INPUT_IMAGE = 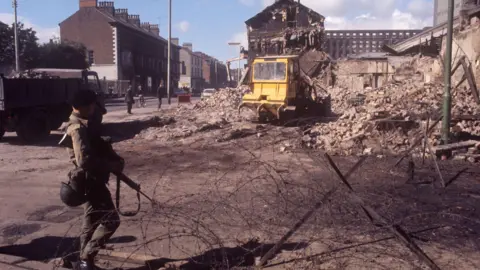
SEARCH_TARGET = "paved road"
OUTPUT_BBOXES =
[105,96,201,112]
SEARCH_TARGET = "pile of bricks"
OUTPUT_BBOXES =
[302,76,480,160]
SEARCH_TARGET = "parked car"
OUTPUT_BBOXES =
[201,88,216,100]
[173,88,187,97]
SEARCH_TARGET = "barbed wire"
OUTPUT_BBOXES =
[47,117,480,270]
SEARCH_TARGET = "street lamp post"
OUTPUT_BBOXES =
[442,0,454,144]
[228,42,241,87]
[167,0,172,105]
[12,0,20,72]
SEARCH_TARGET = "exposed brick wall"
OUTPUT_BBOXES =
[60,8,114,65]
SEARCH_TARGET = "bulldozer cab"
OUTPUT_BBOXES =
[240,56,301,121]
[249,55,298,101]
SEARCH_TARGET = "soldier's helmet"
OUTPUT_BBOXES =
[71,90,97,109]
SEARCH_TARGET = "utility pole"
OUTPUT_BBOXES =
[442,0,454,144]
[167,0,172,105]
[12,0,20,72]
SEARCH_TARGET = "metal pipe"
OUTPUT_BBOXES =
[167,0,172,105]
[13,0,20,72]
[442,0,454,144]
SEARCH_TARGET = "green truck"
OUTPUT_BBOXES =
[0,69,106,143]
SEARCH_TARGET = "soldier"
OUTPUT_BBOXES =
[62,90,123,270]
[125,84,134,114]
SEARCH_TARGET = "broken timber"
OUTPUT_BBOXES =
[459,58,480,104]
[432,140,479,155]
[325,153,441,270]
[394,115,442,167]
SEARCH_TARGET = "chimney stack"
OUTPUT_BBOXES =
[149,24,160,36]
[98,1,114,15]
[141,22,151,31]
[115,9,129,21]
[182,42,193,51]
[128,15,141,27]
[79,0,97,8]
[171,38,179,46]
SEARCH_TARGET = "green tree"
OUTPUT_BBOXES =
[0,21,39,70]
[37,40,89,69]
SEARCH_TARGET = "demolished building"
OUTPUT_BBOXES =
[245,0,325,62]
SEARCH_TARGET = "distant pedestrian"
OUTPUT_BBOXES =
[125,84,134,114]
[157,81,165,111]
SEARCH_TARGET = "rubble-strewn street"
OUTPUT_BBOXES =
[1,103,480,270]
[3,0,480,269]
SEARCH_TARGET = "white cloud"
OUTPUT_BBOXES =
[176,21,190,33]
[325,9,432,30]
[407,0,434,18]
[239,0,256,6]
[0,13,59,43]
[258,0,433,30]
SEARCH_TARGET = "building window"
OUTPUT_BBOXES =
[181,61,186,75]
[88,50,94,65]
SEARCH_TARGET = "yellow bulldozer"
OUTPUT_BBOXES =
[238,55,331,123]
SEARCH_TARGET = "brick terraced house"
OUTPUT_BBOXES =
[60,0,181,93]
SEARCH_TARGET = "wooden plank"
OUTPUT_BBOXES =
[460,59,480,104]
[433,140,479,154]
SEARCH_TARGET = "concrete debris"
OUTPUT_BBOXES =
[302,73,480,160]
[136,87,250,143]
[193,88,245,122]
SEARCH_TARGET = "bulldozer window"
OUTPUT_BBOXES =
[253,62,286,81]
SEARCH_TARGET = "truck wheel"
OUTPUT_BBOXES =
[0,129,4,141]
[16,113,50,143]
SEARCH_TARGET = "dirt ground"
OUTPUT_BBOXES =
[1,107,480,270]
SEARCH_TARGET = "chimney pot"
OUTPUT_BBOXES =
[98,1,115,14]
[128,14,141,27]
[114,8,129,20]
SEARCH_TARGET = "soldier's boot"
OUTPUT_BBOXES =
[76,258,99,270]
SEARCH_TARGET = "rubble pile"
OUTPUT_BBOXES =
[193,88,245,122]
[303,77,480,156]
[136,88,247,141]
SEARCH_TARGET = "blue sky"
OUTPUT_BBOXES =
[0,0,434,62]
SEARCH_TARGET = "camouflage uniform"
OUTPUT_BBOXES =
[65,112,120,262]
